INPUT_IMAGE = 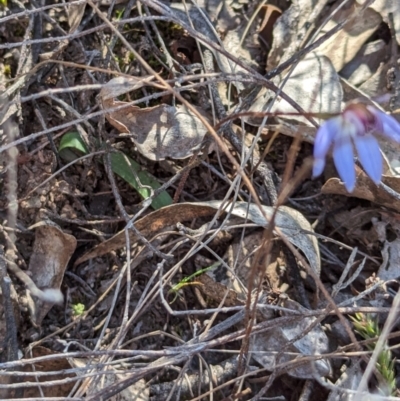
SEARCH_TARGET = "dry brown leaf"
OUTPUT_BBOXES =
[369,0,400,45]
[266,0,330,70]
[170,36,199,66]
[21,346,76,398]
[258,5,282,50]
[75,201,320,278]
[248,52,342,127]
[251,298,330,379]
[321,169,400,212]
[378,239,400,281]
[340,39,388,86]
[315,3,382,71]
[170,5,251,86]
[100,76,209,161]
[27,224,77,326]
[197,233,285,306]
[196,273,242,307]
[67,0,86,33]
[359,62,391,104]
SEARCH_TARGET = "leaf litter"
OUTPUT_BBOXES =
[0,0,400,400]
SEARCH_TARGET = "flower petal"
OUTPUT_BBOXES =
[312,158,326,178]
[354,135,382,185]
[333,139,356,192]
[368,108,400,142]
[313,117,341,178]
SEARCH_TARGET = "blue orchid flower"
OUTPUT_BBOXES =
[312,104,400,192]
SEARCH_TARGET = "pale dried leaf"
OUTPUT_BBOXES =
[377,239,400,281]
[67,0,86,33]
[340,39,388,86]
[170,5,248,83]
[101,76,155,100]
[359,62,391,103]
[378,132,400,176]
[251,298,330,379]
[226,201,321,276]
[248,52,342,126]
[100,76,209,160]
[267,0,330,70]
[27,224,77,326]
[315,4,382,71]
[369,0,400,45]
[203,0,239,32]
[326,362,363,401]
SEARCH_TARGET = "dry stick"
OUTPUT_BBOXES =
[201,53,277,380]
[172,148,201,203]
[0,255,18,361]
[73,154,153,396]
[138,1,176,72]
[276,143,313,309]
[0,15,173,51]
[8,315,398,371]
[1,114,62,303]
[202,48,278,204]
[103,151,171,260]
[33,105,64,168]
[0,248,23,399]
[65,1,366,396]
[87,6,357,398]
[199,49,275,390]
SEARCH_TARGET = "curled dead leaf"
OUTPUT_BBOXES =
[100,76,209,161]
[247,52,342,127]
[315,4,382,71]
[75,201,320,278]
[27,223,77,326]
[321,170,400,213]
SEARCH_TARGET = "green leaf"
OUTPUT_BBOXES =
[58,131,89,162]
[59,132,172,209]
[109,152,172,210]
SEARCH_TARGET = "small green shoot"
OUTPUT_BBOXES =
[169,262,221,304]
[351,313,397,396]
[115,8,125,20]
[58,132,172,210]
[72,302,85,316]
